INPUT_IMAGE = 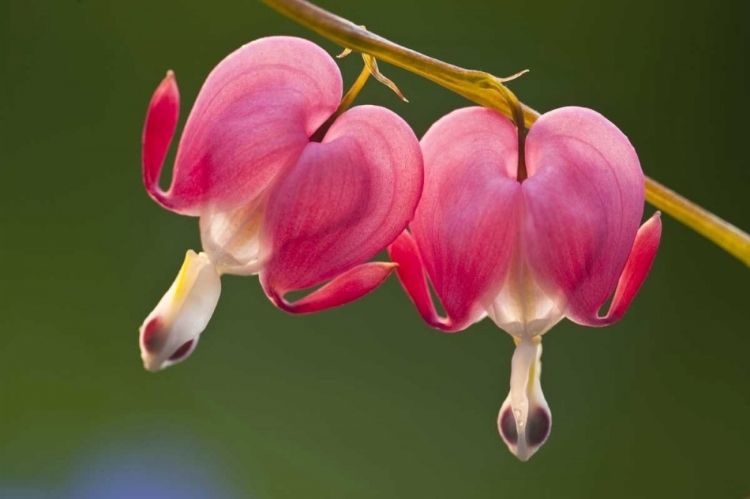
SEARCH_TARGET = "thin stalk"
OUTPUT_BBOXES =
[337,63,372,116]
[310,63,370,142]
[262,0,750,267]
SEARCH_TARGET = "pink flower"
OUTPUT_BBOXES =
[139,37,423,372]
[388,106,661,460]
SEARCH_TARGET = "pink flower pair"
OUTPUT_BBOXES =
[139,36,661,460]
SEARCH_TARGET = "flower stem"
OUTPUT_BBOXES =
[311,50,407,142]
[338,63,372,116]
[310,63,370,142]
[262,0,750,267]
[645,178,750,266]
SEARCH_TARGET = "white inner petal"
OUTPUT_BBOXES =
[200,201,266,275]
[140,250,221,372]
[498,337,552,461]
[485,251,565,339]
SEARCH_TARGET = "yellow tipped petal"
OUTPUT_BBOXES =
[139,250,221,372]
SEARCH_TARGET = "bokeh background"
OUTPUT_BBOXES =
[1,0,748,497]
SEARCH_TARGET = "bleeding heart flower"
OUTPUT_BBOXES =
[139,36,423,372]
[388,106,661,460]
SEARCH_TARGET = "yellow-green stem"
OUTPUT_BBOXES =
[262,0,750,267]
[310,63,370,142]
[338,63,371,117]
[645,178,750,266]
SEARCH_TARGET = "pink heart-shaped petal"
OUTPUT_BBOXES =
[522,107,647,320]
[410,107,522,330]
[260,105,423,297]
[143,36,343,215]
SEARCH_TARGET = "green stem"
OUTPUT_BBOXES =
[262,0,750,267]
[311,63,370,142]
[645,178,750,266]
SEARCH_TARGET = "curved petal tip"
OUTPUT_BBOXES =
[569,211,662,326]
[263,262,396,314]
[142,71,180,211]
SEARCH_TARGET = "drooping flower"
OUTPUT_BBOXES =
[388,106,661,460]
[140,36,423,372]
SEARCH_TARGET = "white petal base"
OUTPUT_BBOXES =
[200,203,265,276]
[485,252,564,338]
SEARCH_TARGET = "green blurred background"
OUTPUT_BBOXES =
[1,0,748,497]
